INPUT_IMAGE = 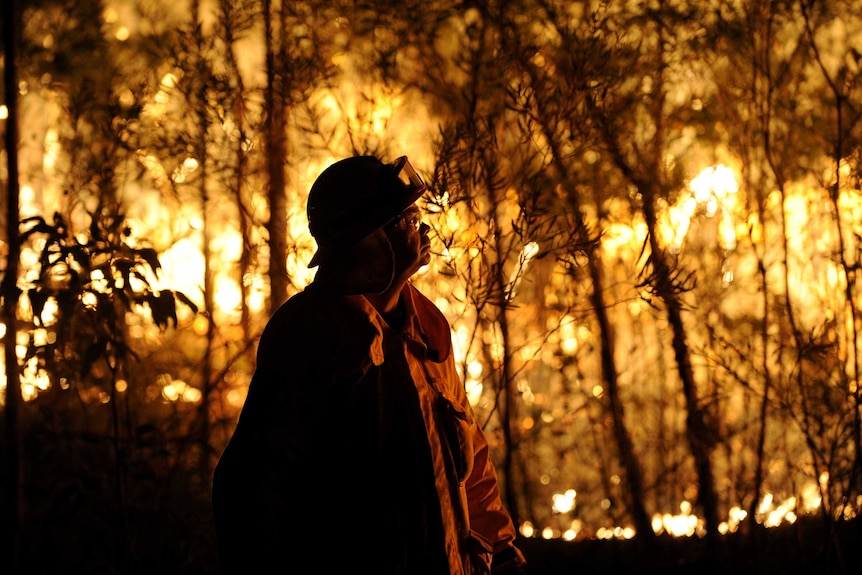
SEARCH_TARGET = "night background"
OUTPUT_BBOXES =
[1,0,861,573]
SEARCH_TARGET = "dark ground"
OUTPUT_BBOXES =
[517,517,861,575]
[2,515,860,574]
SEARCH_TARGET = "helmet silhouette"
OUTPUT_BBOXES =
[307,155,426,267]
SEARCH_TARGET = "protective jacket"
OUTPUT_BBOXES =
[212,281,525,574]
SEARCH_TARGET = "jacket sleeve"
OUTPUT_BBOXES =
[466,423,528,553]
[408,283,527,570]
[463,408,527,569]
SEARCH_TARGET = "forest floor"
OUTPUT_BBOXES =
[516,516,861,575]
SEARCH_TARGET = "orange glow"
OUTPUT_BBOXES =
[552,489,577,513]
[7,0,862,546]
[159,374,202,404]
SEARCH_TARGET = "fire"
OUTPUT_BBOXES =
[524,487,823,541]
[656,163,741,253]
[158,374,202,403]
[158,238,205,308]
[552,489,577,513]
[652,501,702,538]
[5,2,861,548]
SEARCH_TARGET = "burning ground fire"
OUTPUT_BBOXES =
[519,479,830,541]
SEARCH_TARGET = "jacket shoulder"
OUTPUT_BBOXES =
[406,284,453,361]
[257,291,321,351]
[256,286,377,372]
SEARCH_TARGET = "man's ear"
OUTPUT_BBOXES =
[314,229,395,295]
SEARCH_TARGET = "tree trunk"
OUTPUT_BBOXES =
[2,0,22,568]
[584,8,722,537]
[640,187,720,541]
[589,247,654,540]
[803,0,862,500]
[191,0,215,484]
[265,0,288,312]
[542,117,655,541]
[221,0,252,341]
[487,154,522,528]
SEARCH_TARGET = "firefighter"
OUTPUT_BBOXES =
[212,155,526,574]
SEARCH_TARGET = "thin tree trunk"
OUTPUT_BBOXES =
[584,5,722,538]
[507,0,653,538]
[642,182,720,541]
[535,108,654,541]
[221,0,252,341]
[589,100,721,542]
[748,1,777,537]
[191,0,215,484]
[485,149,522,527]
[2,0,22,568]
[589,245,654,539]
[750,230,771,533]
[652,4,719,543]
[265,0,288,311]
[108,326,132,570]
[802,0,862,503]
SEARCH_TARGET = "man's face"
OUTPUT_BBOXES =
[385,204,431,279]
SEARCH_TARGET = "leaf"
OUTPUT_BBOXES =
[172,290,199,315]
[150,292,178,329]
[136,248,162,278]
[130,269,153,292]
[28,289,50,325]
[19,217,53,242]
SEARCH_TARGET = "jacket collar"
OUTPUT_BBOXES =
[351,283,452,366]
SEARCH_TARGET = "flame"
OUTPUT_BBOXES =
[552,489,577,513]
[719,506,749,535]
[651,501,702,537]
[159,238,205,307]
[158,373,202,403]
[655,164,741,253]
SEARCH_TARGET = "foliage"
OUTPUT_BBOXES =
[19,208,197,388]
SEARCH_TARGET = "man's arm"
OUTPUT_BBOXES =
[463,419,528,573]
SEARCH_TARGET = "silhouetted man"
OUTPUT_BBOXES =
[212,155,526,574]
